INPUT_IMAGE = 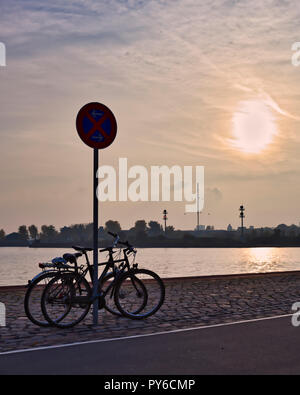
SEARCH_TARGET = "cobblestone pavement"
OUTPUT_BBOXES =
[0,271,299,353]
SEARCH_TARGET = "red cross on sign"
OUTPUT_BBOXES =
[76,102,117,149]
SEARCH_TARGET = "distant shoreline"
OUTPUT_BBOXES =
[1,241,300,248]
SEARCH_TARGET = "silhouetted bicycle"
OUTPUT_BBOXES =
[24,242,122,327]
[41,232,165,328]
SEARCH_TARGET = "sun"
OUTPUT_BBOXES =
[229,99,278,154]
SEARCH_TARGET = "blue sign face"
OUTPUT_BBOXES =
[82,109,112,143]
[76,102,117,149]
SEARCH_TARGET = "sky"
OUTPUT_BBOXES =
[1,0,300,233]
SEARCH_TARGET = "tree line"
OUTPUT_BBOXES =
[0,220,173,243]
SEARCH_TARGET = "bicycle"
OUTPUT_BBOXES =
[25,240,131,327]
[24,245,119,327]
[41,232,165,328]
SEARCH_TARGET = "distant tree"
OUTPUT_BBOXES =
[104,220,122,234]
[59,226,73,241]
[134,220,147,233]
[288,224,299,238]
[148,221,162,235]
[133,220,148,241]
[0,229,5,239]
[28,225,38,240]
[18,225,29,240]
[70,224,86,242]
[276,224,288,237]
[59,223,93,242]
[41,225,58,240]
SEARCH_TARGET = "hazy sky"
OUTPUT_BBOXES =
[1,0,300,233]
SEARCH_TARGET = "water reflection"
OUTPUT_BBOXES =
[245,247,282,273]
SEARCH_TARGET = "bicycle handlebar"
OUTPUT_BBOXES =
[105,232,136,252]
[108,231,129,245]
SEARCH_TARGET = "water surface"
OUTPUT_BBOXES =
[0,246,300,286]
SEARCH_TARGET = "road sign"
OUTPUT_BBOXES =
[76,102,117,326]
[76,102,117,149]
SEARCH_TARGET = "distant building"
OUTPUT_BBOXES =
[227,224,233,232]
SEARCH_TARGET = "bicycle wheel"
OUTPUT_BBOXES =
[114,268,165,319]
[24,271,57,327]
[100,271,148,317]
[41,272,91,328]
[99,272,122,317]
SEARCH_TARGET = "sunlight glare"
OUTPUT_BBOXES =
[229,100,278,154]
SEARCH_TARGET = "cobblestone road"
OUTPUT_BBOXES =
[0,271,299,353]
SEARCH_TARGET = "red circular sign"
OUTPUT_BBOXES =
[76,102,117,149]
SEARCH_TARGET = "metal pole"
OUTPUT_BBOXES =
[241,216,244,237]
[93,148,99,325]
[197,183,199,231]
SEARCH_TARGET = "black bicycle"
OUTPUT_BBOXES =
[41,232,165,328]
[24,243,119,327]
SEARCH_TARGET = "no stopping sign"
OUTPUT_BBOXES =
[76,102,117,149]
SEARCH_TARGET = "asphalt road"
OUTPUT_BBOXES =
[0,315,299,375]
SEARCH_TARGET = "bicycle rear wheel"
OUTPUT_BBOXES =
[41,272,91,328]
[24,271,57,327]
[114,269,165,319]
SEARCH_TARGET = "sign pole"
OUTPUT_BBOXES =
[76,102,117,326]
[93,148,99,325]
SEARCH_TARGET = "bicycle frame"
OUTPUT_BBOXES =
[94,247,135,302]
[70,247,136,303]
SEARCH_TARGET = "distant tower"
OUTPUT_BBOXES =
[163,209,168,233]
[239,205,245,236]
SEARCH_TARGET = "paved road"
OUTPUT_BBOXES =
[1,271,298,354]
[0,315,299,375]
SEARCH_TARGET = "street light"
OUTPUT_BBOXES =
[163,209,168,233]
[239,205,245,237]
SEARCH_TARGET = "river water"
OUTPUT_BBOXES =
[1,246,300,286]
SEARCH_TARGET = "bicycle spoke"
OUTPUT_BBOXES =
[41,273,91,328]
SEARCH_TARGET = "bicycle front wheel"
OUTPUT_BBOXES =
[100,271,148,317]
[41,272,92,328]
[114,269,165,319]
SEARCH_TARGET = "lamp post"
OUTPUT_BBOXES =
[163,209,168,233]
[239,205,245,237]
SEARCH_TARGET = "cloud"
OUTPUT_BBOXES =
[1,0,300,230]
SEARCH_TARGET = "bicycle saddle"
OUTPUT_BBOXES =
[72,246,93,252]
[62,252,82,264]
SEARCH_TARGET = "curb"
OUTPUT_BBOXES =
[1,269,300,291]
